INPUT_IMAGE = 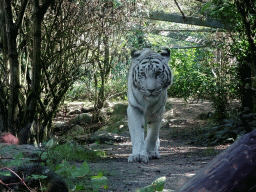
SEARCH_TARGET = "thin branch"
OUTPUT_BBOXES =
[40,0,54,19]
[2,167,36,192]
[173,0,186,20]
[14,0,29,31]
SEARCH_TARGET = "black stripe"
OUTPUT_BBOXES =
[131,86,141,105]
[130,104,144,115]
[155,98,165,115]
[138,57,163,64]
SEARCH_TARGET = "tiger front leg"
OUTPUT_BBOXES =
[145,120,161,159]
[127,105,149,163]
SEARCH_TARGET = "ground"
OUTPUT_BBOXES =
[0,98,232,191]
[77,98,230,191]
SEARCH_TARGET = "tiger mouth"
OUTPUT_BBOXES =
[144,92,160,97]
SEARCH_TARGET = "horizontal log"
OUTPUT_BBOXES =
[141,11,230,29]
[177,130,256,191]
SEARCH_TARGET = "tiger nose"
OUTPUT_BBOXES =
[147,88,156,93]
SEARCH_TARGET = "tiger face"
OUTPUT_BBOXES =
[131,48,172,97]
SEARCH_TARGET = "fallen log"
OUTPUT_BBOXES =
[177,130,256,192]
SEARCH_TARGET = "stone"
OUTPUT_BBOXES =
[0,144,42,163]
[88,131,123,144]
[71,113,92,124]
[161,119,169,128]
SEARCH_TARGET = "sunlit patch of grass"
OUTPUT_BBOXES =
[46,142,106,162]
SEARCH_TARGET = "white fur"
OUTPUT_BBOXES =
[127,49,172,163]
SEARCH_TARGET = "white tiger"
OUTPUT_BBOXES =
[127,48,173,163]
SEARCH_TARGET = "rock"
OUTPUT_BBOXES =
[0,164,68,192]
[0,144,42,164]
[67,125,85,137]
[71,113,92,124]
[195,112,213,120]
[74,135,89,142]
[103,101,110,108]
[0,132,19,145]
[177,129,256,192]
[161,119,169,128]
[170,119,187,125]
[164,108,175,119]
[88,131,123,144]
[68,109,81,115]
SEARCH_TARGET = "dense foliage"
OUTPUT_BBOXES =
[0,0,255,144]
[0,0,138,143]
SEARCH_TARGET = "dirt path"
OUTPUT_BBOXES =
[87,98,230,191]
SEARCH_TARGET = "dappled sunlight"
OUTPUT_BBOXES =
[214,144,230,150]
[171,173,196,178]
[160,145,208,156]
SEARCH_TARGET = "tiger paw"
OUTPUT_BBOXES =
[147,151,160,159]
[128,153,149,163]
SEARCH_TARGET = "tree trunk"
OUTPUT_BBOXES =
[235,1,256,112]
[24,0,53,143]
[239,59,253,111]
[29,0,43,122]
[3,0,21,133]
[0,1,8,131]
[97,35,109,109]
[177,130,256,192]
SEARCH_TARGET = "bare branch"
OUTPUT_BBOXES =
[173,0,186,20]
[14,0,29,31]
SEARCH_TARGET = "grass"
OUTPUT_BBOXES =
[44,142,106,163]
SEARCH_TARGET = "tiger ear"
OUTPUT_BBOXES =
[160,48,170,57]
[160,48,170,63]
[131,50,141,58]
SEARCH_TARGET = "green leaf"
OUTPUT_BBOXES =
[0,171,11,176]
[10,152,23,166]
[27,174,48,180]
[91,171,103,179]
[45,138,55,148]
[136,176,166,192]
[74,184,86,190]
[91,176,108,191]
[71,161,89,178]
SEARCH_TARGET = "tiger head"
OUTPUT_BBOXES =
[131,48,173,97]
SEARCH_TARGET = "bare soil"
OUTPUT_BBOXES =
[85,98,231,191]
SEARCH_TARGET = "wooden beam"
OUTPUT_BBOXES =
[152,29,225,33]
[142,11,230,29]
[170,45,210,49]
[155,31,211,45]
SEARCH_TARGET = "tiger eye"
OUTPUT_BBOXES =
[155,71,162,77]
[140,72,146,77]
